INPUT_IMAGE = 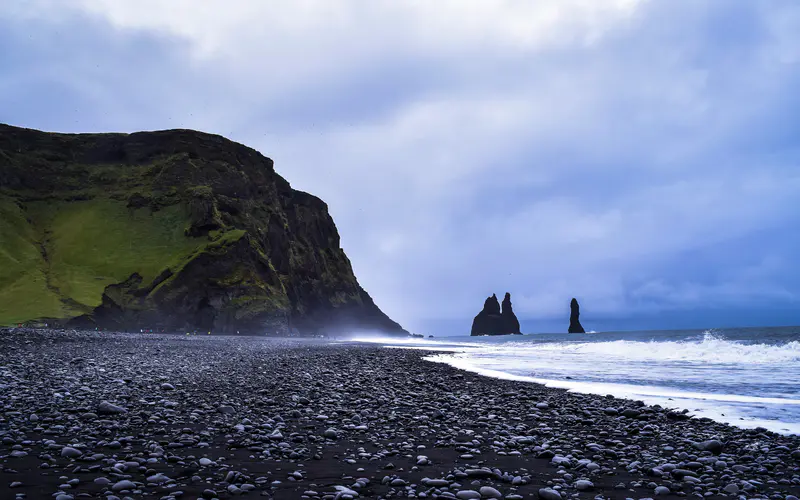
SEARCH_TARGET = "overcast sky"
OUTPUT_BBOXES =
[2,1,800,335]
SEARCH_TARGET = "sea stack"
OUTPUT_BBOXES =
[568,298,585,333]
[501,292,521,334]
[471,292,521,336]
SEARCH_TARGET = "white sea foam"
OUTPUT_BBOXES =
[423,354,800,434]
[490,331,800,365]
[370,329,800,434]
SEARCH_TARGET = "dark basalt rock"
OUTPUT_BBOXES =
[501,292,521,334]
[568,297,585,333]
[470,292,521,336]
[0,123,407,336]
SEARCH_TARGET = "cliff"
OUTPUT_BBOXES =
[0,124,407,335]
[470,292,521,336]
[568,298,585,333]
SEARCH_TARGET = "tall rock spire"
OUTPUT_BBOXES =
[501,292,521,335]
[568,298,585,333]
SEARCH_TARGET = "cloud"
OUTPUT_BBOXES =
[2,0,800,334]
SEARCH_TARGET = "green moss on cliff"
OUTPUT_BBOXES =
[0,197,65,323]
[208,229,246,248]
[0,197,212,325]
[0,124,407,334]
[30,199,203,308]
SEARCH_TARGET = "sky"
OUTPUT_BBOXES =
[1,1,800,335]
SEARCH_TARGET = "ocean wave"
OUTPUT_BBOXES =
[482,331,800,365]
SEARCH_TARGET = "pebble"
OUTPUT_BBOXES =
[694,439,724,454]
[479,486,503,498]
[334,486,359,497]
[2,329,800,500]
[60,447,82,458]
[146,473,170,484]
[111,480,137,492]
[538,488,562,500]
[455,491,481,500]
[97,401,127,414]
[723,483,739,494]
[423,478,450,487]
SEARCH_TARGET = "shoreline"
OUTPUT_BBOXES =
[370,332,800,436]
[1,329,799,499]
[420,353,800,436]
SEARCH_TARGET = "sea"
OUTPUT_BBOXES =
[352,326,800,435]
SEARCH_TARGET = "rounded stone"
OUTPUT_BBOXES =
[723,483,739,494]
[61,447,82,458]
[538,488,562,500]
[455,490,481,500]
[111,480,137,492]
[479,485,503,498]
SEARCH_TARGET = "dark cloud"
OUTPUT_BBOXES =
[1,1,799,335]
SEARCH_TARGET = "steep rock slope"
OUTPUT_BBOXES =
[0,124,406,335]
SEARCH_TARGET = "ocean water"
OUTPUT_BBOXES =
[353,326,800,435]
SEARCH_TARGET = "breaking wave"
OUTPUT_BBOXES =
[490,331,800,365]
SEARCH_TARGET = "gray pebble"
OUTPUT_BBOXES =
[111,480,137,492]
[538,488,562,500]
[97,401,127,414]
[60,447,82,458]
[479,486,503,498]
[455,491,481,500]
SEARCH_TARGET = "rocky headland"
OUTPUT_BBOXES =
[0,124,405,336]
[1,328,799,500]
[471,293,521,336]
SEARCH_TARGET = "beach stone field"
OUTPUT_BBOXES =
[1,329,799,500]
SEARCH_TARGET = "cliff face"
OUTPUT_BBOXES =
[568,298,585,333]
[0,124,407,335]
[470,292,521,336]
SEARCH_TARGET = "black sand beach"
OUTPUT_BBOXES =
[1,329,799,500]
